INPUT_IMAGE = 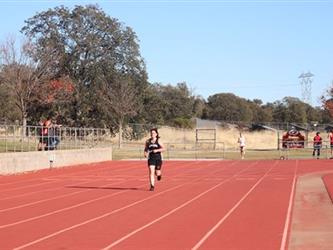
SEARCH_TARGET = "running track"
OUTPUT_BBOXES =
[0,159,333,250]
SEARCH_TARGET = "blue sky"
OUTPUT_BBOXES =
[0,0,332,107]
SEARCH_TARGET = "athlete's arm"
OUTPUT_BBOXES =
[153,141,165,153]
[144,141,149,158]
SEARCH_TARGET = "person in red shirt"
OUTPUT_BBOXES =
[312,132,322,159]
[37,116,52,151]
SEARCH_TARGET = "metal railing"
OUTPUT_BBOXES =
[3,123,332,160]
[112,142,225,160]
[0,125,112,153]
[278,139,332,160]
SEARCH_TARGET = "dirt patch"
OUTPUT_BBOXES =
[120,126,323,150]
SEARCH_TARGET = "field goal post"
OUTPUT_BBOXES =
[195,128,217,149]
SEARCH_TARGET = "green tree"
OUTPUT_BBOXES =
[21,5,148,128]
[270,97,325,124]
[98,73,142,147]
[0,38,55,126]
[283,97,307,123]
[192,95,205,118]
[206,93,253,122]
[247,99,273,123]
[321,87,333,123]
[0,84,20,123]
[139,83,166,125]
[139,82,196,127]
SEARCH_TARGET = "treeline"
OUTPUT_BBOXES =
[204,94,332,125]
[0,5,332,130]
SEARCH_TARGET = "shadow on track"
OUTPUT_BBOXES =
[65,185,145,191]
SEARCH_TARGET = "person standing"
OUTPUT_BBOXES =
[328,129,333,158]
[37,116,52,151]
[238,133,246,160]
[144,128,165,191]
[313,132,322,159]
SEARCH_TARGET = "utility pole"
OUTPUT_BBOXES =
[299,71,314,105]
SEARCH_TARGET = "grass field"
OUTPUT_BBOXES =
[0,140,37,153]
[0,139,108,153]
[2,139,331,161]
[2,125,332,161]
[111,146,332,160]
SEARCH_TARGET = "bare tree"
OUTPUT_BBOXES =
[99,74,140,148]
[0,37,55,126]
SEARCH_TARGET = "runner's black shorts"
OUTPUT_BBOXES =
[148,158,162,170]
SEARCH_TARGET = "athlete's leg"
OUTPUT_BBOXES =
[240,147,245,159]
[155,160,162,181]
[156,169,162,180]
[149,165,156,190]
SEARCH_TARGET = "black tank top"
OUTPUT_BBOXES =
[145,138,162,159]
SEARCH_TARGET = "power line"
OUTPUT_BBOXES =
[299,71,314,105]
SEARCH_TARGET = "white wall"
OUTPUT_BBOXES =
[0,147,112,175]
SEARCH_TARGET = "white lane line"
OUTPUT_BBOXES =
[100,162,260,249]
[0,182,145,229]
[0,179,48,187]
[0,161,138,190]
[280,160,298,250]
[12,161,243,250]
[0,163,149,201]
[12,183,187,250]
[2,161,218,228]
[1,160,201,213]
[0,179,131,213]
[191,161,278,250]
[0,180,60,193]
[0,179,99,202]
[101,181,237,249]
[0,189,89,213]
[235,177,257,181]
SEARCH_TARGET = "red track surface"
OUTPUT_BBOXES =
[0,159,332,250]
[323,173,333,201]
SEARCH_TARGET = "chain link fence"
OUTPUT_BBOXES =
[0,124,112,153]
[2,121,333,160]
[278,139,332,160]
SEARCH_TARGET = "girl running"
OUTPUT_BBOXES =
[144,128,165,191]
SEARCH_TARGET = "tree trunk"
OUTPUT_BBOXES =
[21,111,28,151]
[22,116,27,128]
[22,111,28,137]
[118,118,123,149]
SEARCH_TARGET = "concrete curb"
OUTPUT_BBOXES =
[288,172,333,250]
[0,147,112,175]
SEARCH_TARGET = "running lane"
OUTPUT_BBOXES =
[9,161,244,249]
[192,160,297,250]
